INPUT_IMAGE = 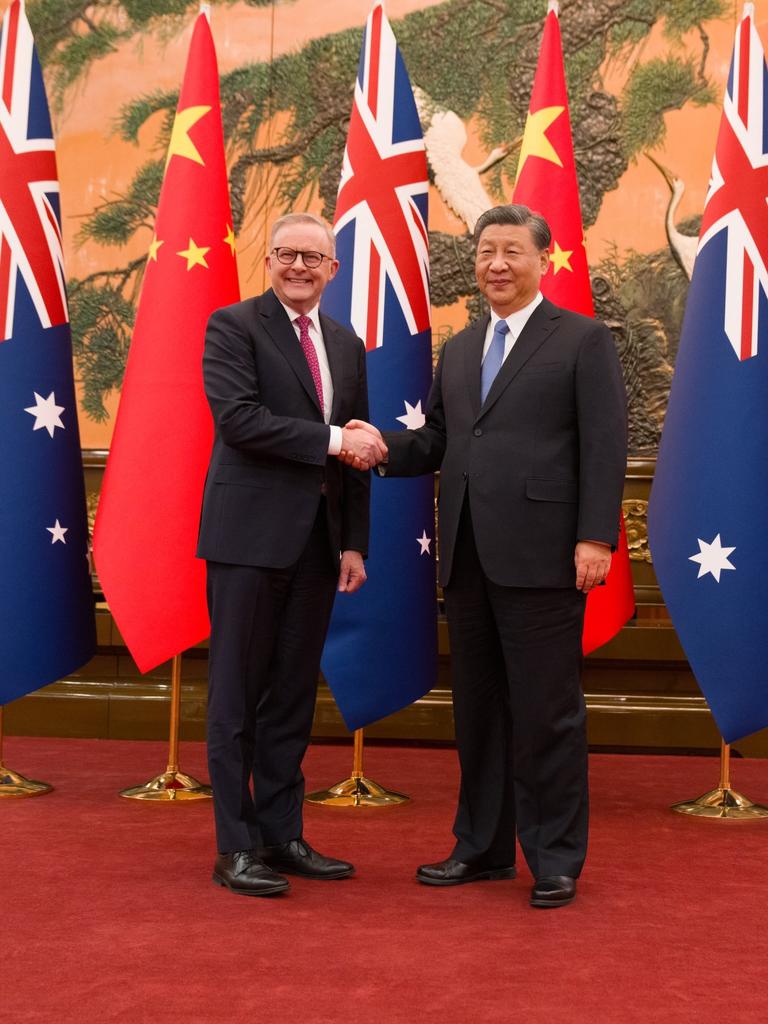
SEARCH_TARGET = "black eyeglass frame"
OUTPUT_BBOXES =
[271,246,335,269]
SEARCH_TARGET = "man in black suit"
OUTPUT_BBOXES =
[198,212,386,897]
[344,205,627,907]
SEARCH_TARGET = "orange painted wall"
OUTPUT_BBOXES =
[2,0,766,447]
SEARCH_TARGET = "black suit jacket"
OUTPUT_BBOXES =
[384,298,627,588]
[197,288,370,568]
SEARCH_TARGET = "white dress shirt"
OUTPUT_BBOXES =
[278,300,342,454]
[481,291,544,364]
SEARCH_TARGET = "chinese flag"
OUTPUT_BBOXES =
[512,1,634,654]
[93,13,239,673]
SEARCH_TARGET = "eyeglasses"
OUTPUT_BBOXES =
[271,247,334,270]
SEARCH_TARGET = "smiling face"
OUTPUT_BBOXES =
[266,221,339,314]
[474,223,550,316]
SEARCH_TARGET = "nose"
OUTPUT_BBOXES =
[292,252,310,268]
[488,251,508,269]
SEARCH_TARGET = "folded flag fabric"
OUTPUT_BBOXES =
[321,3,437,730]
[0,0,95,705]
[648,6,768,743]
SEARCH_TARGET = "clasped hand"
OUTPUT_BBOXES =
[339,420,387,470]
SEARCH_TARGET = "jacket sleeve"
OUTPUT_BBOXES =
[202,306,331,465]
[382,343,448,476]
[574,322,628,546]
[341,337,371,555]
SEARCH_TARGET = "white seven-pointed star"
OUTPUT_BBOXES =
[47,520,68,544]
[25,392,65,437]
[417,530,432,555]
[397,399,426,430]
[689,534,736,582]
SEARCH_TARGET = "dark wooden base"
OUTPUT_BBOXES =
[8,456,765,757]
[5,620,767,757]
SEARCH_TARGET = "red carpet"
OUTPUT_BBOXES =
[2,738,767,1023]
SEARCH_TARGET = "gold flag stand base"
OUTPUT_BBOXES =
[0,706,52,798]
[305,772,409,808]
[119,655,212,802]
[0,764,52,798]
[305,729,410,808]
[120,769,212,802]
[672,740,768,821]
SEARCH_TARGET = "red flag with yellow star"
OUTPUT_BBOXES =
[93,12,239,672]
[512,1,634,654]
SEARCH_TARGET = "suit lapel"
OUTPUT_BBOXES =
[259,289,322,415]
[477,299,561,419]
[464,315,490,421]
[320,313,345,424]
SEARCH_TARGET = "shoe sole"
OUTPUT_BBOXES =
[529,894,575,909]
[417,867,517,887]
[212,872,290,896]
[265,866,355,880]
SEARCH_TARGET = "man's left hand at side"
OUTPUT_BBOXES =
[574,541,612,592]
[338,550,367,593]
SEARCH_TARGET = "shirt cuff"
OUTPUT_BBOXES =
[328,424,342,456]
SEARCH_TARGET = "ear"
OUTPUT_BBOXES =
[327,258,340,281]
[539,249,551,275]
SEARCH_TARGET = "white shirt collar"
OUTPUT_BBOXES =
[278,300,322,335]
[490,291,543,337]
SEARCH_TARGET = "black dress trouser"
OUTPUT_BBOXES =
[443,501,589,879]
[205,504,337,854]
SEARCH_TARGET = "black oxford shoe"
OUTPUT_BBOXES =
[259,838,355,879]
[530,875,577,908]
[416,857,517,887]
[212,850,290,897]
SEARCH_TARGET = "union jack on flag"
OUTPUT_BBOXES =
[0,0,94,706]
[331,2,430,350]
[697,7,768,361]
[0,0,67,342]
[649,3,768,743]
[321,2,437,730]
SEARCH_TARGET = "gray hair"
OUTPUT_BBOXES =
[473,204,551,252]
[269,212,336,256]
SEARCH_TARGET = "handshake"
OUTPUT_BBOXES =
[339,420,388,471]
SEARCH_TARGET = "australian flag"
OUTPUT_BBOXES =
[648,7,768,744]
[0,0,95,706]
[321,2,437,730]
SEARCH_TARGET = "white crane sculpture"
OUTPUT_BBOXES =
[645,152,698,279]
[413,86,513,232]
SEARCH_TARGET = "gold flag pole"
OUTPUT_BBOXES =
[0,704,52,798]
[671,738,768,820]
[305,728,409,807]
[120,654,212,801]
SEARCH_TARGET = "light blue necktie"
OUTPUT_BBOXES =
[480,319,510,404]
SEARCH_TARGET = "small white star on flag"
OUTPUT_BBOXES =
[24,392,65,437]
[47,520,68,544]
[397,399,426,430]
[417,530,432,555]
[689,534,736,582]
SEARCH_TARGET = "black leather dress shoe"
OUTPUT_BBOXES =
[212,850,290,897]
[530,875,577,908]
[259,838,354,879]
[416,858,517,887]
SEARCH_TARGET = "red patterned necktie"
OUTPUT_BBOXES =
[296,314,325,415]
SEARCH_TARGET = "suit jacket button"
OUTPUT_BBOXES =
[473,428,482,437]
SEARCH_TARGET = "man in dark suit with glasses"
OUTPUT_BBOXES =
[198,212,387,897]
